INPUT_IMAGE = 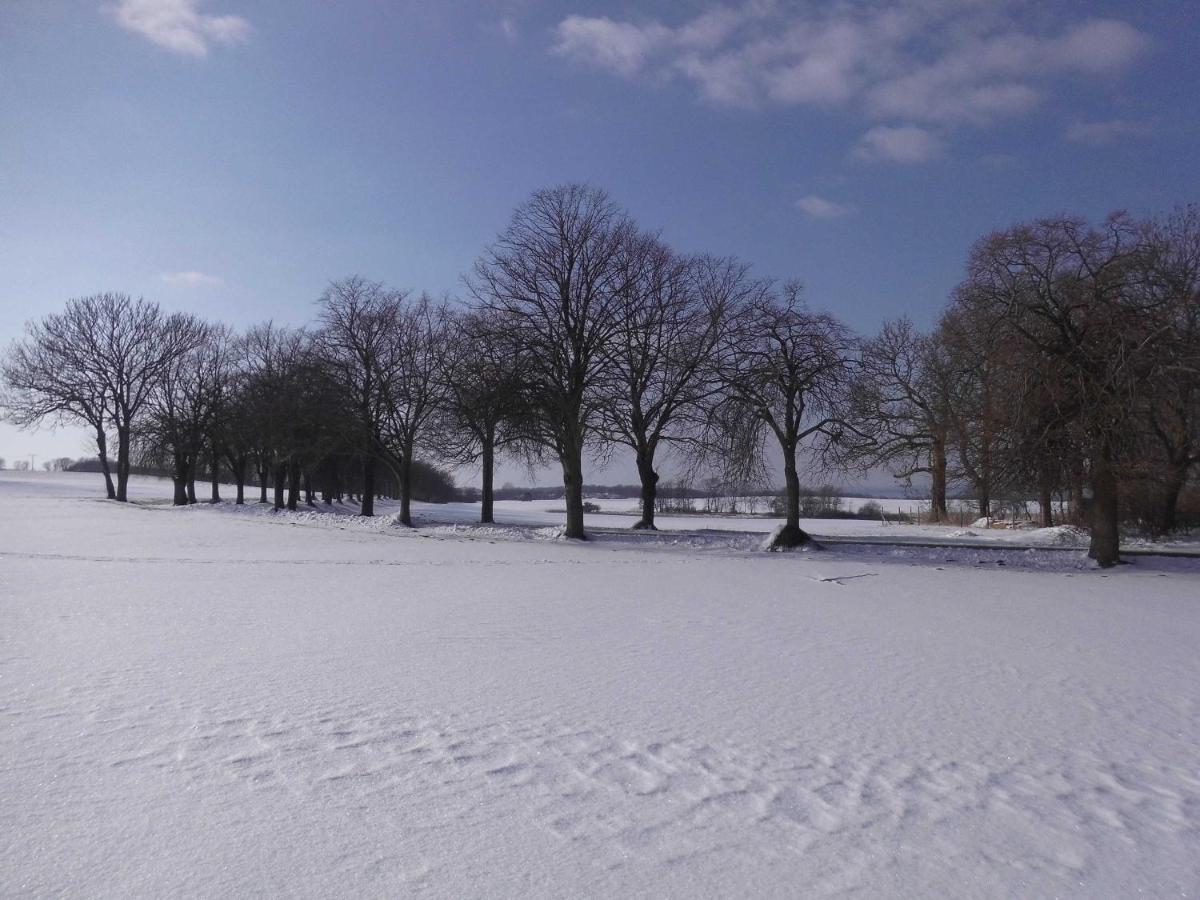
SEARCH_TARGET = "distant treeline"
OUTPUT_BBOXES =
[63,456,463,504]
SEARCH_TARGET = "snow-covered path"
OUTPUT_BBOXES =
[2,474,1198,897]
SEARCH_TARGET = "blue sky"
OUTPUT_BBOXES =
[1,0,1197,480]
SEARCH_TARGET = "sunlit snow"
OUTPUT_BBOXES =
[2,472,1198,897]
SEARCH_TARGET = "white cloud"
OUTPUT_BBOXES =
[1064,118,1152,146]
[552,15,671,77]
[796,195,855,219]
[1054,19,1148,74]
[161,270,224,287]
[867,76,1040,126]
[853,125,943,164]
[549,3,1149,156]
[864,18,1147,125]
[499,18,518,42]
[108,0,250,58]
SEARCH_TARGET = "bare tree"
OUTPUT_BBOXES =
[3,318,117,498]
[715,282,857,549]
[2,293,204,501]
[316,277,407,517]
[471,184,637,539]
[379,293,452,527]
[437,308,535,524]
[846,318,955,520]
[240,323,322,511]
[602,246,740,529]
[144,320,232,506]
[936,305,1014,520]
[1137,205,1200,533]
[214,341,257,505]
[953,214,1161,566]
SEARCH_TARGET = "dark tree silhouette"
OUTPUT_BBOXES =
[845,318,955,521]
[2,293,205,501]
[716,282,857,549]
[437,308,535,524]
[316,277,407,517]
[378,293,452,527]
[471,184,636,539]
[602,247,741,530]
[953,214,1162,567]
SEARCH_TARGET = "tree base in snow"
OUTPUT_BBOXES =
[631,520,658,531]
[1087,546,1128,568]
[765,524,820,551]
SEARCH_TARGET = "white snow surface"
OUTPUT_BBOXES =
[2,471,1199,897]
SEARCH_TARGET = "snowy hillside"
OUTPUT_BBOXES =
[2,472,1198,897]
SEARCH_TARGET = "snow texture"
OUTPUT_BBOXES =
[2,472,1199,897]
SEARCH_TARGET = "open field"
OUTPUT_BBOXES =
[2,472,1199,897]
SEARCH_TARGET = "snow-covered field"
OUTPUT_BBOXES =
[3,471,1199,897]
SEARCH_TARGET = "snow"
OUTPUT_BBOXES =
[2,471,1199,897]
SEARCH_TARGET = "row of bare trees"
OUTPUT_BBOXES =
[843,209,1199,566]
[3,185,1197,565]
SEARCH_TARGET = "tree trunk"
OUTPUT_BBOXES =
[769,451,812,549]
[258,460,269,504]
[1039,483,1054,528]
[186,459,197,504]
[304,471,315,506]
[273,464,285,510]
[480,436,495,524]
[115,426,131,502]
[172,451,189,506]
[1156,460,1189,536]
[1069,468,1086,526]
[633,449,658,530]
[562,446,585,540]
[930,439,948,523]
[228,451,246,505]
[361,457,376,516]
[398,450,413,527]
[287,465,300,511]
[209,451,221,503]
[95,426,116,500]
[1088,444,1120,568]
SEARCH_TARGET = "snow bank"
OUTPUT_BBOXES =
[1028,524,1091,546]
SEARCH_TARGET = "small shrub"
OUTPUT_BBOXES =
[858,501,883,519]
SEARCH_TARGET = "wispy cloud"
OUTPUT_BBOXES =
[550,3,1149,161]
[852,125,943,164]
[796,195,855,219]
[552,5,1146,118]
[107,0,250,58]
[1064,118,1153,146]
[161,270,224,287]
[553,16,673,78]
